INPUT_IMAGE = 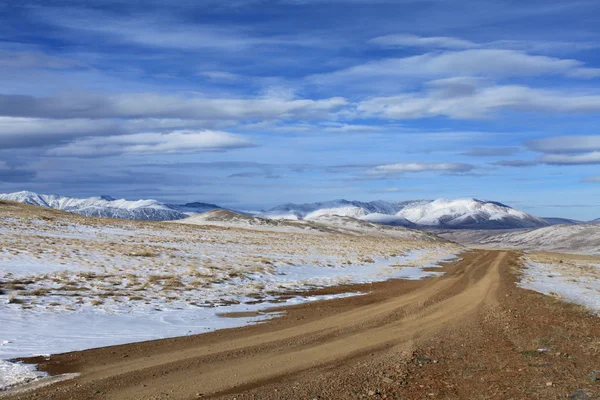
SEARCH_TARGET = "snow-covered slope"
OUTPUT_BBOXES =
[261,199,402,221]
[177,210,443,241]
[0,191,220,221]
[396,199,549,229]
[439,223,600,256]
[260,198,548,230]
[173,209,320,233]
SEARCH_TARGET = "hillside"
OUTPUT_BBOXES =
[439,223,600,255]
[175,210,442,241]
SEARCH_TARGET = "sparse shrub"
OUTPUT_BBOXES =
[8,292,24,304]
[127,250,158,257]
[28,288,50,296]
[147,275,163,284]
[5,283,26,290]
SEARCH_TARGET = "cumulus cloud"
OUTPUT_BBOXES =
[0,93,347,120]
[356,83,600,119]
[366,162,474,175]
[47,130,256,157]
[369,34,476,49]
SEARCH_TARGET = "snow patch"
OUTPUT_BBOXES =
[519,257,600,312]
[0,360,47,392]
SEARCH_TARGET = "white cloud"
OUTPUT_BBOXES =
[525,135,600,154]
[367,162,474,175]
[47,130,256,157]
[311,49,600,84]
[370,34,476,49]
[0,117,125,147]
[369,34,600,54]
[522,135,600,165]
[0,117,235,148]
[539,152,600,165]
[356,84,600,119]
[0,93,348,120]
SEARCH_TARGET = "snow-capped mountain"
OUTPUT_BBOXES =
[259,199,414,226]
[0,191,220,221]
[1,191,553,229]
[260,198,549,229]
[395,199,549,229]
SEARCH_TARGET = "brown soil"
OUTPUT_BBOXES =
[6,250,600,400]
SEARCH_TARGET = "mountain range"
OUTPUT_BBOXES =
[0,191,219,221]
[0,191,595,229]
[258,198,550,229]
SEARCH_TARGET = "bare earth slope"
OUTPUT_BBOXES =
[6,250,600,400]
[175,209,441,241]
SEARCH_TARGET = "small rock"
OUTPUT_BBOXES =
[546,381,553,387]
[382,377,394,384]
[368,390,376,396]
[536,348,549,353]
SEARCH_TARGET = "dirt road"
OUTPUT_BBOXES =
[7,250,600,399]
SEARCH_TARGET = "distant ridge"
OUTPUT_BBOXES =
[541,217,583,225]
[0,191,566,229]
[0,191,220,221]
[258,198,549,229]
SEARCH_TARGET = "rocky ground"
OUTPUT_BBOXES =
[2,250,599,400]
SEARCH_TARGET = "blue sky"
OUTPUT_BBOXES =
[0,0,599,219]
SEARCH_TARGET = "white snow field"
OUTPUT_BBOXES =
[0,201,461,390]
[519,254,600,313]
